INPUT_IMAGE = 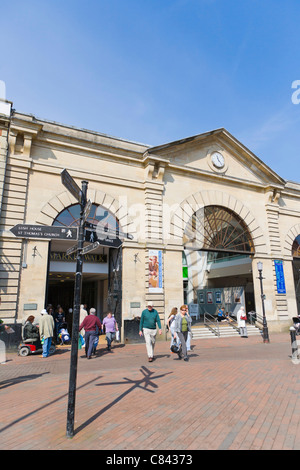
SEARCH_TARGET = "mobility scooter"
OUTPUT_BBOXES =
[18,323,56,357]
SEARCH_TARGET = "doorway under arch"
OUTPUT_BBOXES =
[46,203,122,331]
[183,205,255,320]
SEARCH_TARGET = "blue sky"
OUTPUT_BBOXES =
[1,0,300,181]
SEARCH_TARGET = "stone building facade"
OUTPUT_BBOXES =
[0,104,300,339]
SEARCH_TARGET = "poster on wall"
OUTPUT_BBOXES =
[149,250,163,293]
[215,291,221,304]
[198,291,204,303]
[207,291,213,304]
[224,288,232,304]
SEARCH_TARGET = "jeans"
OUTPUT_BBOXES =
[42,337,52,357]
[85,330,97,358]
[106,331,115,349]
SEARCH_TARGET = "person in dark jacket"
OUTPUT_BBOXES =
[24,315,39,340]
[139,301,162,362]
[79,308,102,359]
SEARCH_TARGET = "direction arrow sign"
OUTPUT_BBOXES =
[61,169,82,203]
[82,199,92,223]
[85,222,134,240]
[85,229,122,248]
[81,241,101,255]
[11,224,78,240]
[66,244,78,256]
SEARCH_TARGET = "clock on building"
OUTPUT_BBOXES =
[211,152,225,169]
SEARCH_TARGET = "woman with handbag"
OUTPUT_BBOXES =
[167,307,179,351]
[237,306,248,338]
[173,305,192,361]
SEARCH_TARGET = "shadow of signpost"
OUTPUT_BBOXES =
[0,375,103,435]
[74,366,173,435]
[0,372,50,390]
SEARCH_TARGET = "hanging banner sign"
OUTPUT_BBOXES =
[274,260,286,294]
[148,249,163,293]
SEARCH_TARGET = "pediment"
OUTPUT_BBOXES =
[147,128,285,187]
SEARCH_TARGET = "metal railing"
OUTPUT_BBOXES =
[247,311,263,330]
[227,314,240,332]
[203,311,263,337]
[203,312,220,337]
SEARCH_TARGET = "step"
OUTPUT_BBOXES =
[191,324,262,339]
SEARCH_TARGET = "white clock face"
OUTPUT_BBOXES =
[211,152,225,169]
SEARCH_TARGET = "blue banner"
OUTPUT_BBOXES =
[274,260,286,294]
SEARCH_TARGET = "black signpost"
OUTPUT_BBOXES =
[60,170,89,439]
[12,168,133,439]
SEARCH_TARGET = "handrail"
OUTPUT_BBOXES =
[248,311,263,329]
[204,312,220,337]
[227,314,240,331]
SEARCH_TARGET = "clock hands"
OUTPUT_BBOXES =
[212,153,224,168]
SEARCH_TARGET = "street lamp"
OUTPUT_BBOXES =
[257,261,270,343]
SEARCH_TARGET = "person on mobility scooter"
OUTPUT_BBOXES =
[18,311,56,357]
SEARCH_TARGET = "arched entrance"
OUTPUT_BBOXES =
[182,205,255,320]
[46,203,121,328]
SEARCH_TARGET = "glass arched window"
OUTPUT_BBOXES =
[292,235,300,258]
[184,205,254,261]
[53,203,119,232]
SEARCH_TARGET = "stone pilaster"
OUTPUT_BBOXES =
[266,195,288,320]
[144,160,166,329]
[0,116,39,321]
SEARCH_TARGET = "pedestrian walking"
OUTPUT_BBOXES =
[173,305,192,362]
[79,307,102,359]
[79,304,88,337]
[139,301,162,362]
[39,308,55,358]
[167,307,179,351]
[102,311,119,351]
[237,306,248,338]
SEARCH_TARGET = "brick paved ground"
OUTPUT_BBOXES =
[0,332,300,450]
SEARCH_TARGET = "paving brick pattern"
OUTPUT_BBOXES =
[1,333,300,450]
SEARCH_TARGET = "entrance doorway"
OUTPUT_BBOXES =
[183,205,255,321]
[47,274,100,313]
[45,202,122,328]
